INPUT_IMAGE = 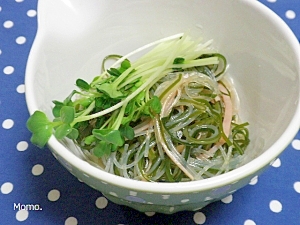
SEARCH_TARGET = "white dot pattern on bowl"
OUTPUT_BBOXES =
[125,195,146,203]
[169,207,175,212]
[181,199,190,203]
[129,191,137,196]
[211,185,232,196]
[109,192,118,197]
[162,195,170,199]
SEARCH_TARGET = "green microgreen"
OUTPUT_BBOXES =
[92,128,124,146]
[54,123,72,139]
[93,141,117,157]
[60,106,75,124]
[119,124,135,140]
[96,83,123,98]
[26,33,228,159]
[143,96,162,117]
[26,111,54,148]
[76,78,90,90]
[173,57,185,64]
[107,68,122,77]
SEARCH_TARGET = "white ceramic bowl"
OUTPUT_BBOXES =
[25,0,300,214]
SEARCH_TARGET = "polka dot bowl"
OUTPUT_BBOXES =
[25,0,300,214]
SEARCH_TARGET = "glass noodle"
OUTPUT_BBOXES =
[27,33,250,182]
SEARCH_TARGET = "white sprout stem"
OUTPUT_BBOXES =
[75,35,185,123]
[91,33,183,86]
[111,33,184,69]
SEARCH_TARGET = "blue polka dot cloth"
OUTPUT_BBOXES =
[0,0,299,224]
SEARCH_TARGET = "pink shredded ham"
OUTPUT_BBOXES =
[197,82,233,159]
[218,83,233,141]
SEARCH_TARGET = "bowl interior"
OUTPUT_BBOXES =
[26,0,300,194]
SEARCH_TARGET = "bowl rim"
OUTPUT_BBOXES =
[25,0,300,194]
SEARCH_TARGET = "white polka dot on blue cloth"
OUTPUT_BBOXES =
[2,119,14,129]
[1,182,14,194]
[145,212,155,217]
[3,66,14,75]
[269,200,282,213]
[249,176,258,185]
[16,141,29,151]
[244,220,256,225]
[271,158,281,168]
[16,210,29,222]
[16,36,26,45]
[95,196,108,209]
[16,84,25,93]
[48,189,60,202]
[291,139,300,150]
[31,164,44,176]
[65,217,78,225]
[286,10,296,19]
[27,9,37,17]
[294,182,300,194]
[193,212,206,224]
[3,20,14,28]
[221,195,233,204]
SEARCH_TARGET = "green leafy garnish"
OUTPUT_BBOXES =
[26,33,239,162]
[26,111,54,148]
[27,106,77,147]
[76,78,90,90]
[67,128,79,139]
[107,68,122,77]
[96,83,123,98]
[92,129,124,147]
[54,123,72,139]
[93,141,116,157]
[145,96,161,115]
[60,106,75,124]
[173,57,185,64]
[119,124,135,140]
